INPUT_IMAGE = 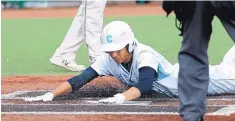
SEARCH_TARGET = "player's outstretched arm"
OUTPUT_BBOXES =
[23,81,72,102]
[99,67,157,104]
[24,67,99,102]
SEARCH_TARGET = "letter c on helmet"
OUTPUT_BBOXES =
[106,35,112,43]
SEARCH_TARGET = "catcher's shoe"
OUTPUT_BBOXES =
[50,56,86,72]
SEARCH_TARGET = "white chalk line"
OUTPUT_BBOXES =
[2,91,235,101]
[1,111,179,115]
[2,103,234,116]
[2,91,235,102]
[1,103,233,107]
[1,102,152,106]
[1,90,33,99]
[207,98,235,101]
[2,91,235,116]
[1,90,50,99]
[3,97,235,101]
[209,105,235,116]
[1,111,234,116]
[3,96,235,101]
[2,102,235,116]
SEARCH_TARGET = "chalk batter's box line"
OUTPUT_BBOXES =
[1,103,234,107]
[1,110,234,116]
[2,90,235,101]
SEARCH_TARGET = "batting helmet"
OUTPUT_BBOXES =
[100,21,136,52]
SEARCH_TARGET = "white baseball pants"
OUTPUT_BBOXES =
[52,0,107,64]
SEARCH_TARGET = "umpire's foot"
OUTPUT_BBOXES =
[50,56,86,72]
[199,117,204,121]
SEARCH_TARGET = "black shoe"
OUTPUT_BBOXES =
[199,117,204,121]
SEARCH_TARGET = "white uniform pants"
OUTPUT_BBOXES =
[155,45,235,96]
[52,0,107,64]
[208,45,235,95]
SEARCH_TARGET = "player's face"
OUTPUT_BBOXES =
[108,47,131,64]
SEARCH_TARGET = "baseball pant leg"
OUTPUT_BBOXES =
[85,0,107,64]
[209,45,235,80]
[178,2,214,121]
[52,1,86,61]
[222,45,235,66]
[207,78,235,95]
[208,46,235,95]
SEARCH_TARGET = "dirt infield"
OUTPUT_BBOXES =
[2,3,235,121]
[1,75,125,94]
[2,81,235,121]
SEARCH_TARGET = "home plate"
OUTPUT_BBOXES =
[85,100,151,106]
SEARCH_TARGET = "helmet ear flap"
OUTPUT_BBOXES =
[128,40,136,52]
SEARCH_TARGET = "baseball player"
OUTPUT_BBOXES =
[24,21,235,103]
[50,0,107,71]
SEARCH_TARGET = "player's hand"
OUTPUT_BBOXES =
[23,92,54,102]
[98,93,125,104]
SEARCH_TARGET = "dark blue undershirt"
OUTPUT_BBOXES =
[67,66,157,94]
[134,67,157,94]
[67,67,98,92]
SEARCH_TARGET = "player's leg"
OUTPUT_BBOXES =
[222,45,235,66]
[208,78,235,95]
[84,0,107,64]
[50,1,87,71]
[177,2,214,121]
[209,45,235,80]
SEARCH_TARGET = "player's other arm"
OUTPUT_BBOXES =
[99,66,157,103]
[124,66,157,101]
[24,67,98,101]
[52,66,98,97]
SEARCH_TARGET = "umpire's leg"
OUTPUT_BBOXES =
[212,1,235,42]
[220,20,235,41]
[178,2,214,121]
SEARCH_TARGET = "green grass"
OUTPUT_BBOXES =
[2,15,234,75]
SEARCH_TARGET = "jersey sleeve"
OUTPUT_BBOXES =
[137,52,159,72]
[91,54,111,76]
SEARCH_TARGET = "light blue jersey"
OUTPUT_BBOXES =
[92,42,235,97]
[92,41,175,93]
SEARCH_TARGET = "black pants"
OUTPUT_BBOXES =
[177,1,235,121]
